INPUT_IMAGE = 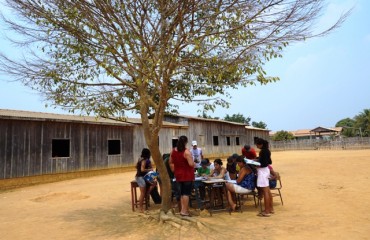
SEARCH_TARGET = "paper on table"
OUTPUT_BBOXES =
[227,180,237,184]
[205,178,225,183]
[244,158,261,166]
[195,177,206,181]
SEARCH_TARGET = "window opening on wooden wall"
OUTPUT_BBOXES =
[172,138,178,148]
[236,137,240,146]
[213,136,219,146]
[108,140,121,155]
[52,139,70,157]
[226,136,231,146]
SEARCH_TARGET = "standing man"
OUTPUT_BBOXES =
[242,144,257,160]
[190,140,203,170]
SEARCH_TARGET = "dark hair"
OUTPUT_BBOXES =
[227,156,234,163]
[214,158,223,166]
[255,138,269,149]
[235,155,245,164]
[141,148,151,159]
[244,145,251,151]
[176,135,188,152]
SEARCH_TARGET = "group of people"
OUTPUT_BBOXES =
[135,135,276,217]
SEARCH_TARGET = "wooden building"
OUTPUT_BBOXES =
[0,109,136,179]
[164,115,270,159]
[0,109,269,180]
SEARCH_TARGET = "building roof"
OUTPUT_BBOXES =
[166,113,262,127]
[270,127,343,137]
[245,125,270,132]
[310,126,342,134]
[0,109,187,128]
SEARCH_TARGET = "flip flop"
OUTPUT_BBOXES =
[257,212,271,217]
[180,213,191,217]
[228,205,240,214]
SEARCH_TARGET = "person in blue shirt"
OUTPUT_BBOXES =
[225,155,256,212]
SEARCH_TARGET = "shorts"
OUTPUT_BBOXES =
[269,179,277,188]
[135,176,146,188]
[176,181,193,196]
[257,167,270,188]
[233,184,252,194]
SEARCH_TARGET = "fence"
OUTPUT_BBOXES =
[270,137,370,151]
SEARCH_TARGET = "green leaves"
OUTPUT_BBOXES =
[0,0,347,117]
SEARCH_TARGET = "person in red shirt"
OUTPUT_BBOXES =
[169,135,195,217]
[242,144,257,159]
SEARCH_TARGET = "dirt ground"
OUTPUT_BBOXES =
[1,149,370,240]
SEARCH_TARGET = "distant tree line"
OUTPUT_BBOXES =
[198,108,370,139]
[271,108,370,141]
[335,109,370,137]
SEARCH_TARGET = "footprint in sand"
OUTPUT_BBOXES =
[31,192,90,202]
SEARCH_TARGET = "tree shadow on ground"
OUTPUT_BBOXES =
[62,202,216,240]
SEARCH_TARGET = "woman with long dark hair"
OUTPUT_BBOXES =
[225,155,256,212]
[255,138,274,217]
[169,135,195,217]
[135,148,154,213]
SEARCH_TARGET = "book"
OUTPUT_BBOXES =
[244,158,261,166]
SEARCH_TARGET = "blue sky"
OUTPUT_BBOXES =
[0,0,369,132]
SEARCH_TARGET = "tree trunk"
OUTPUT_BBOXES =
[150,145,172,212]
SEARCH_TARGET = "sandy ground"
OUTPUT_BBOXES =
[1,149,370,240]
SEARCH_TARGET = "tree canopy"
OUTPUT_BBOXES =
[251,121,267,129]
[271,130,295,141]
[0,0,349,219]
[336,109,370,137]
[224,113,251,125]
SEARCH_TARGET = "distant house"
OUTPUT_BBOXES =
[270,126,343,140]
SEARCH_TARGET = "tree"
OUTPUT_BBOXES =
[272,130,295,141]
[354,109,370,137]
[335,117,356,137]
[252,121,267,129]
[197,112,220,120]
[224,113,251,125]
[0,0,349,222]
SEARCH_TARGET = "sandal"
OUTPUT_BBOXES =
[180,212,191,217]
[228,205,240,214]
[257,212,271,217]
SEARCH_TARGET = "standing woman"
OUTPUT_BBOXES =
[169,135,195,217]
[135,148,154,213]
[255,138,274,217]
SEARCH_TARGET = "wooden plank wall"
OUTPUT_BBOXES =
[132,126,188,163]
[187,119,270,159]
[0,119,134,179]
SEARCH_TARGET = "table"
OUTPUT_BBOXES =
[202,179,228,216]
[173,177,229,215]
